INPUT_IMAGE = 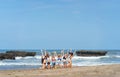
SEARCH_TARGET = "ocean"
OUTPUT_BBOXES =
[0,49,120,70]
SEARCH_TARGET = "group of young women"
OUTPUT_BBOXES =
[41,52,73,69]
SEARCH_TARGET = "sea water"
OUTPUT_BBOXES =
[0,49,120,70]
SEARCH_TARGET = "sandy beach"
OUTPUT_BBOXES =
[0,64,119,77]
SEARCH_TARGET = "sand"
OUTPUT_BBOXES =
[0,64,120,77]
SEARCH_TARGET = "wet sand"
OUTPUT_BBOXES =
[0,64,120,77]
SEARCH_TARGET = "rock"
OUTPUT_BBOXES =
[0,53,15,60]
[76,50,107,56]
[0,50,36,60]
[6,51,36,57]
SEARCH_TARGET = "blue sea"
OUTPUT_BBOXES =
[0,49,120,70]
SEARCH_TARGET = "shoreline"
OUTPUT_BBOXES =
[0,63,120,71]
[0,64,120,77]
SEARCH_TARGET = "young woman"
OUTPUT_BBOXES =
[57,54,62,68]
[51,56,56,68]
[67,52,73,68]
[41,56,47,69]
[63,54,68,68]
[46,54,51,69]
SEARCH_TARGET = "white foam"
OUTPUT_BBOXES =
[23,56,34,59]
[72,56,107,60]
[15,56,37,60]
[0,62,42,66]
[34,55,41,59]
[107,55,120,58]
[1,55,120,67]
[15,57,23,60]
[114,55,120,58]
[15,55,111,60]
[73,62,120,66]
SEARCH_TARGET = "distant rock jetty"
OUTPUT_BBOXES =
[0,51,36,60]
[76,50,107,56]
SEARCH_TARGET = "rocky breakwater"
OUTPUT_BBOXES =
[76,50,107,56]
[0,50,36,60]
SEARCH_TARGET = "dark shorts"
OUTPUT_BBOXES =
[63,61,67,64]
[52,62,56,66]
[47,62,50,65]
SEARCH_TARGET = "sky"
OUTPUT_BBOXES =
[0,0,120,49]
